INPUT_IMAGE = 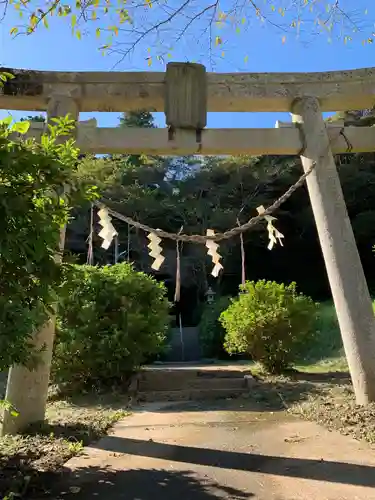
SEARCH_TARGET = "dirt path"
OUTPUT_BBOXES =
[51,399,375,499]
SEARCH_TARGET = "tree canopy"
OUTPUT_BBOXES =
[3,0,374,65]
[65,110,375,326]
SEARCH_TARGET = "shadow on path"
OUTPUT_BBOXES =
[92,436,375,487]
[42,467,253,499]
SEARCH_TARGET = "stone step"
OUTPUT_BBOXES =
[139,376,247,392]
[142,368,252,377]
[139,368,251,385]
[137,387,247,403]
[195,370,252,379]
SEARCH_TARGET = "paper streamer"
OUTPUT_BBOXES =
[205,229,223,277]
[256,205,284,250]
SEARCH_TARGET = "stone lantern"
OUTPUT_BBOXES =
[205,287,216,304]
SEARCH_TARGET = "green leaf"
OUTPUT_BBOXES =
[109,25,119,36]
[11,120,31,134]
[0,116,13,126]
[30,12,38,27]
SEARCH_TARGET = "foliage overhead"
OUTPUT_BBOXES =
[0,113,97,371]
[53,262,170,388]
[4,0,374,65]
[70,109,375,307]
[220,280,318,373]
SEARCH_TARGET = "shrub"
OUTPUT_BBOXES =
[199,296,231,358]
[53,263,170,388]
[0,112,96,371]
[220,280,318,373]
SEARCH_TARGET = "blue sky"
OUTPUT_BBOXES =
[0,0,374,128]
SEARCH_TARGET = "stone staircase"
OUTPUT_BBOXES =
[135,365,255,403]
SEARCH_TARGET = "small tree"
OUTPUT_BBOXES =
[221,280,317,373]
[0,113,96,371]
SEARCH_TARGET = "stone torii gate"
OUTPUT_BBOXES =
[2,62,375,434]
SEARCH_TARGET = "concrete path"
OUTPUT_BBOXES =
[55,399,375,500]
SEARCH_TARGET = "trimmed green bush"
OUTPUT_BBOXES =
[53,263,170,387]
[220,280,318,373]
[199,296,231,358]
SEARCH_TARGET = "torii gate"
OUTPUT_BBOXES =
[2,62,375,434]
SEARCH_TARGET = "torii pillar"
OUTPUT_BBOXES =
[292,96,375,405]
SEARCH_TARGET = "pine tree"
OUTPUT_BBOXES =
[119,110,155,129]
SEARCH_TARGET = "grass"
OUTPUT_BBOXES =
[0,390,131,499]
[296,301,345,367]
[295,355,348,373]
[297,299,375,370]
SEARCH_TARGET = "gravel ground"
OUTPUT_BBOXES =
[291,382,375,443]
[262,371,375,444]
[0,391,131,498]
